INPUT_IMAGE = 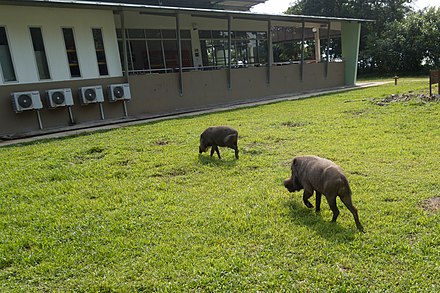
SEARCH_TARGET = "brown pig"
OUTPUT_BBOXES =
[199,126,239,159]
[284,155,364,232]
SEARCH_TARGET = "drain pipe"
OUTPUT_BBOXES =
[36,110,43,130]
[122,100,128,117]
[67,106,75,125]
[98,103,105,120]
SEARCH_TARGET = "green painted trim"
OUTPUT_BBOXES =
[341,22,361,86]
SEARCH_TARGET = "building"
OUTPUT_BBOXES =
[0,0,366,139]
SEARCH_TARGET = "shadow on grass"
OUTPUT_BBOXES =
[284,197,356,242]
[197,154,238,167]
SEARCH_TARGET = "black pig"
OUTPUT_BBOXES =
[284,155,364,232]
[199,126,239,159]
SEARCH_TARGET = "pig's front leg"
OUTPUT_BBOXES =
[302,190,314,208]
[315,191,322,212]
[213,145,221,159]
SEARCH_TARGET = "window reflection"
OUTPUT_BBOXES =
[271,25,342,65]
[199,30,268,69]
[117,28,192,74]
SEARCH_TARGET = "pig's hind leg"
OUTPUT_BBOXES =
[340,195,364,232]
[225,134,239,159]
[325,195,340,222]
[232,142,239,159]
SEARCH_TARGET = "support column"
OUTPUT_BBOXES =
[228,15,232,90]
[176,13,183,96]
[341,22,361,86]
[314,27,321,62]
[267,17,272,85]
[120,10,129,80]
[325,21,331,78]
[300,19,305,82]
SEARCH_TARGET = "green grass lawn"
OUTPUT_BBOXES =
[1,78,439,292]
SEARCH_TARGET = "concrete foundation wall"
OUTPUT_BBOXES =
[0,61,344,139]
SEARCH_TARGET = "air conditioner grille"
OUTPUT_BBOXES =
[18,94,33,108]
[84,89,97,101]
[51,91,65,105]
[113,86,124,99]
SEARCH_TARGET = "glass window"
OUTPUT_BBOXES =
[145,29,161,39]
[163,40,178,70]
[272,26,303,63]
[199,30,268,68]
[200,40,226,67]
[212,30,224,39]
[92,28,108,75]
[118,28,193,74]
[0,26,16,82]
[180,30,191,39]
[129,40,149,71]
[234,40,249,65]
[181,40,193,68]
[257,39,268,64]
[62,28,81,77]
[118,40,129,71]
[198,30,211,39]
[30,27,50,80]
[116,28,123,39]
[257,32,267,40]
[235,31,247,39]
[162,29,176,39]
[128,29,145,39]
[148,40,164,70]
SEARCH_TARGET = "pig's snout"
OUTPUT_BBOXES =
[284,177,302,192]
[284,178,295,192]
[199,143,208,153]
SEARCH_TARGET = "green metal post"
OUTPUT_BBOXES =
[341,22,361,86]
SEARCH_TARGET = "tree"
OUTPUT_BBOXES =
[286,0,428,73]
[421,7,440,69]
[370,7,440,73]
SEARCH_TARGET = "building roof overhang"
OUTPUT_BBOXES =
[0,0,373,24]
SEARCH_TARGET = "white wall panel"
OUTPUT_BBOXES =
[0,5,122,85]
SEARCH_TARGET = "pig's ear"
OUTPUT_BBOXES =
[292,158,299,175]
[293,158,298,166]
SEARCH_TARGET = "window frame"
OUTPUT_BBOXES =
[62,27,81,78]
[118,28,193,75]
[29,26,51,80]
[0,25,17,83]
[199,30,268,69]
[92,27,109,76]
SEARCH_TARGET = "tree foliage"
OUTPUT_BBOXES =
[286,1,440,75]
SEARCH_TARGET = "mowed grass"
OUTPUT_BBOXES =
[0,78,439,292]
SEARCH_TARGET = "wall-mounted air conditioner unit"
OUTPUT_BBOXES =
[79,85,104,105]
[11,91,43,113]
[46,88,74,108]
[108,83,131,102]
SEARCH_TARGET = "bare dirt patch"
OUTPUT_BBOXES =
[420,197,440,213]
[371,92,440,106]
